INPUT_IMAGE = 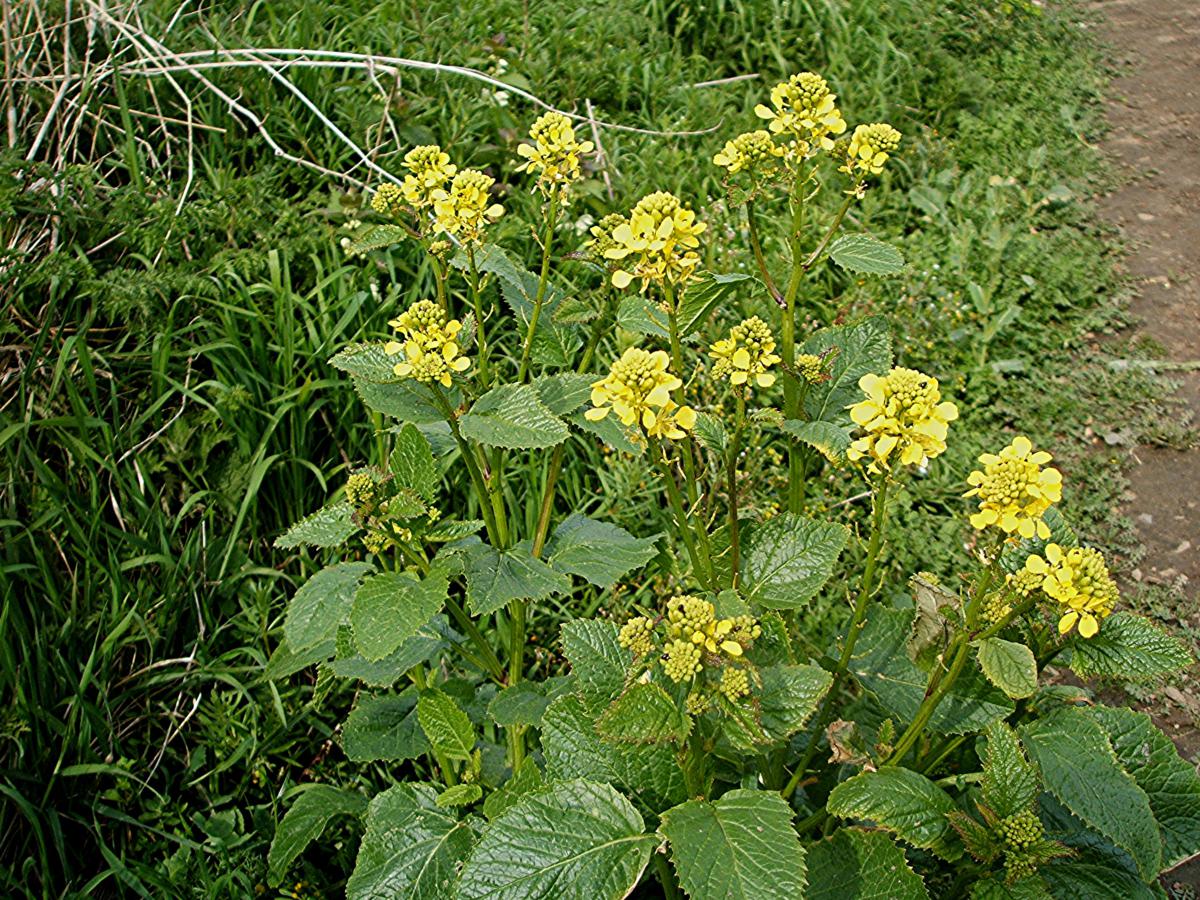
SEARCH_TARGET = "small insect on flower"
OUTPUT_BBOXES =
[585,347,695,439]
[432,169,505,243]
[384,299,471,387]
[709,316,782,388]
[754,72,847,157]
[398,144,457,209]
[712,129,785,177]
[841,123,902,178]
[515,111,594,201]
[604,191,706,290]
[966,436,1063,540]
[846,367,958,471]
[1023,543,1118,638]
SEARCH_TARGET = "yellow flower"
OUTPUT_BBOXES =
[664,596,750,659]
[384,299,471,387]
[841,123,901,178]
[617,616,655,656]
[585,347,694,438]
[515,111,593,200]
[585,212,628,262]
[1024,544,1118,638]
[370,182,405,217]
[795,353,827,385]
[713,130,785,176]
[708,316,781,388]
[966,436,1063,539]
[846,367,958,471]
[662,639,703,682]
[432,169,505,242]
[399,145,457,209]
[603,191,706,290]
[754,72,847,156]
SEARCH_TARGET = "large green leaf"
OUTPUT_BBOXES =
[417,688,476,762]
[534,373,594,416]
[852,607,1013,734]
[616,294,669,338]
[268,785,367,886]
[758,664,834,740]
[346,783,476,900]
[1040,861,1162,900]
[283,562,373,651]
[1020,707,1161,880]
[265,636,336,680]
[970,877,1053,900]
[483,758,545,822]
[329,342,402,383]
[828,233,906,275]
[390,424,438,502]
[275,500,358,549]
[560,619,632,710]
[596,682,690,745]
[350,570,447,661]
[487,682,553,729]
[459,538,570,616]
[330,618,448,687]
[781,419,852,464]
[457,780,655,900]
[981,721,1040,820]
[1067,613,1192,682]
[677,272,756,338]
[353,378,446,424]
[977,637,1038,699]
[827,767,961,860]
[460,383,569,450]
[545,514,660,588]
[805,828,930,900]
[342,692,429,763]
[659,789,806,899]
[800,317,892,426]
[1092,705,1200,868]
[739,513,849,609]
[344,223,408,255]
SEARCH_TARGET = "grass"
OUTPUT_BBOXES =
[1,0,1185,895]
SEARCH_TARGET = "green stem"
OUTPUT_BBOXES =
[466,245,490,388]
[444,597,506,684]
[650,438,709,589]
[430,384,502,546]
[783,478,891,798]
[781,185,807,514]
[433,255,449,312]
[409,667,457,786]
[802,192,856,272]
[507,596,528,768]
[746,199,782,304]
[517,201,559,383]
[531,446,564,559]
[651,852,681,900]
[727,390,746,588]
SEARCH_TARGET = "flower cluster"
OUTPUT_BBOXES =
[708,316,781,388]
[585,347,695,440]
[846,367,959,471]
[585,212,628,262]
[516,112,593,201]
[399,144,457,209]
[617,616,655,656]
[370,182,405,217]
[384,299,471,386]
[794,353,828,385]
[1023,543,1118,638]
[603,191,706,290]
[841,123,901,178]
[712,129,785,177]
[966,436,1063,540]
[432,169,504,243]
[754,72,847,156]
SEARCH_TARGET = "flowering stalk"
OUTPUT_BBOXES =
[465,245,490,387]
[780,184,807,513]
[726,389,747,587]
[745,199,782,304]
[784,476,890,798]
[649,438,715,591]
[429,384,504,547]
[516,200,559,383]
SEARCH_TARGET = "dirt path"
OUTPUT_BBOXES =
[1094,0,1200,889]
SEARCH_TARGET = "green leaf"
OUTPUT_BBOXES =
[739,513,849,610]
[484,758,545,821]
[460,383,569,449]
[342,692,429,763]
[1020,707,1161,880]
[781,419,852,464]
[981,721,1040,820]
[265,636,335,680]
[329,342,401,383]
[460,538,570,616]
[1068,612,1192,682]
[437,783,483,808]
[659,789,806,899]
[417,688,476,762]
[800,317,892,426]
[331,619,448,687]
[350,570,447,661]
[1040,861,1162,900]
[1092,705,1200,868]
[852,607,1013,734]
[353,378,446,424]
[596,683,690,745]
[677,272,756,338]
[560,619,632,710]
[344,223,408,255]
[426,519,486,542]
[390,424,438,502]
[488,682,551,728]
[457,780,655,900]
[1000,507,1078,575]
[805,828,930,900]
[268,786,367,886]
[571,408,643,455]
[535,373,594,416]
[616,294,669,338]
[283,562,373,651]
[828,233,906,275]
[545,514,660,588]
[692,411,728,453]
[977,638,1038,699]
[758,664,834,740]
[827,767,961,860]
[970,877,1053,900]
[275,501,358,549]
[346,783,476,900]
